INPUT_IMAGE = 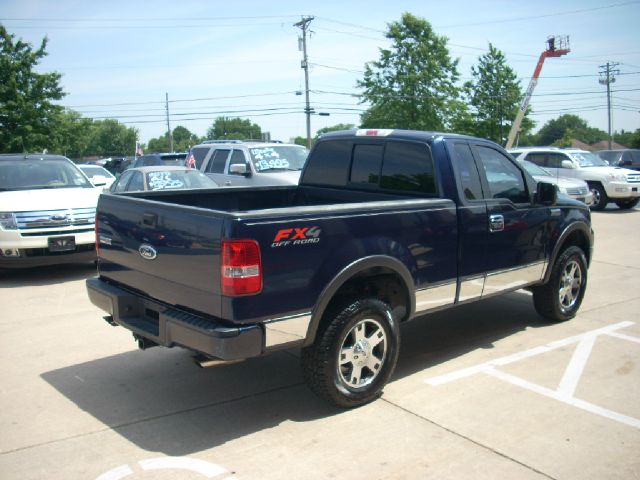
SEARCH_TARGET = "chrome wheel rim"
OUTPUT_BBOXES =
[559,259,582,311]
[338,318,387,389]
[590,187,602,206]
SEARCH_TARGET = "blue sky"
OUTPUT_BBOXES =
[2,0,639,147]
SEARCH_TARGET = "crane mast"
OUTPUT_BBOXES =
[505,36,570,149]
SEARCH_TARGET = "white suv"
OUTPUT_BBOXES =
[509,147,640,210]
[0,154,101,268]
[189,141,309,187]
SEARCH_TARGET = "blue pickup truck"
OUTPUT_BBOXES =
[87,129,594,407]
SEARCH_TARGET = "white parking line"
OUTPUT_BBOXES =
[425,321,640,429]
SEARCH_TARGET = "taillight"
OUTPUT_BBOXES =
[221,239,262,296]
[95,216,100,256]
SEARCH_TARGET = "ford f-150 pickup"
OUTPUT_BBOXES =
[87,129,594,407]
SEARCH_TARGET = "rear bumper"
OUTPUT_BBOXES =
[86,277,263,360]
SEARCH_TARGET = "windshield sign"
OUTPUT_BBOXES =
[249,146,308,173]
[572,152,609,167]
[0,160,92,191]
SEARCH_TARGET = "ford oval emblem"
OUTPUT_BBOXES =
[138,244,157,260]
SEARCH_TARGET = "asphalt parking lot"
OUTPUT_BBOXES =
[1,206,639,480]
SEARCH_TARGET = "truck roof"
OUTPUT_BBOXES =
[318,128,490,143]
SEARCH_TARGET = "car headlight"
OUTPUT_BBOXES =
[0,212,17,230]
[608,173,627,182]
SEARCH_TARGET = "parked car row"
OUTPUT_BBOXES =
[509,147,640,210]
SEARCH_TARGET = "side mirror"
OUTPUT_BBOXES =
[229,163,251,177]
[561,160,575,169]
[91,175,107,187]
[536,181,557,206]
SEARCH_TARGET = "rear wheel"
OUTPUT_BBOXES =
[533,246,588,322]
[589,183,608,211]
[615,198,639,210]
[301,298,400,408]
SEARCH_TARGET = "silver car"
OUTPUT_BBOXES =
[520,160,593,206]
[190,141,309,187]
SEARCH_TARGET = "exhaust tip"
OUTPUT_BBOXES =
[193,354,245,368]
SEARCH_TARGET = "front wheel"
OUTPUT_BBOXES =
[589,183,608,211]
[615,198,640,210]
[533,246,588,322]
[301,298,400,408]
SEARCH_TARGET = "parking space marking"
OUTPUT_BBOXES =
[96,456,237,479]
[425,321,640,429]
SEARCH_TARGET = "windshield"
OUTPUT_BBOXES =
[248,146,309,173]
[0,159,93,191]
[521,161,551,177]
[80,165,115,178]
[571,152,609,167]
[146,170,218,190]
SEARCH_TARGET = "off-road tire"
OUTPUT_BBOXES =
[533,246,588,322]
[301,298,400,408]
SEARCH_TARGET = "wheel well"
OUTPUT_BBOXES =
[557,229,591,265]
[320,266,411,329]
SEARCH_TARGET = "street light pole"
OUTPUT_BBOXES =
[294,16,314,149]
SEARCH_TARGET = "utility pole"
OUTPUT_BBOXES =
[599,62,619,149]
[294,16,314,149]
[165,92,173,152]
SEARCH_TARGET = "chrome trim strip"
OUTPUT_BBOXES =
[483,261,545,295]
[264,313,312,348]
[459,275,485,302]
[415,281,457,313]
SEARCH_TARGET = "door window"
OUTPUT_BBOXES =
[205,149,230,173]
[452,143,483,200]
[127,171,144,192]
[477,146,528,203]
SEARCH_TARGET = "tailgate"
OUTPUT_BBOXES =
[96,193,226,317]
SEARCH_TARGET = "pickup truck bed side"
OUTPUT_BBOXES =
[87,129,593,407]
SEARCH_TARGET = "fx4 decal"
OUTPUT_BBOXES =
[272,226,321,247]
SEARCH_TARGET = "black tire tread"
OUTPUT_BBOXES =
[301,298,398,408]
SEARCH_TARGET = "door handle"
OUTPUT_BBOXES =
[489,214,504,232]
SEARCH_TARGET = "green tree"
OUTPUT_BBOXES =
[206,117,261,140]
[630,129,640,148]
[315,123,355,138]
[49,109,94,159]
[146,134,169,153]
[358,13,461,131]
[293,136,307,147]
[0,25,66,153]
[87,119,138,157]
[535,114,607,146]
[172,125,201,151]
[463,44,530,144]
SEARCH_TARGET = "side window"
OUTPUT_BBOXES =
[127,172,144,192]
[350,144,383,185]
[381,141,436,193]
[228,150,247,174]
[191,147,210,170]
[206,149,230,173]
[547,153,567,168]
[301,140,352,187]
[113,171,133,193]
[525,153,547,167]
[476,146,528,204]
[452,143,483,200]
